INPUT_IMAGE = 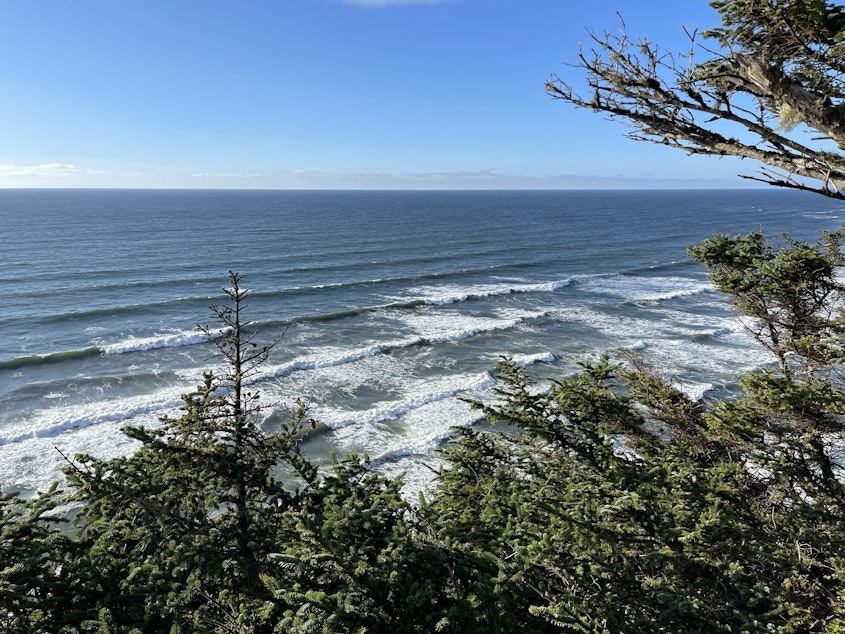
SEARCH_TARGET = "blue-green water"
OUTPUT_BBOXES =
[1,189,842,495]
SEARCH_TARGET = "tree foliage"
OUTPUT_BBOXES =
[688,228,845,379]
[547,0,845,199]
[425,348,845,631]
[0,485,89,632]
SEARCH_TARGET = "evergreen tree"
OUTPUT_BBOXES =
[62,272,318,631]
[425,351,845,630]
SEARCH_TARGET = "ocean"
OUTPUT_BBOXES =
[1,188,842,497]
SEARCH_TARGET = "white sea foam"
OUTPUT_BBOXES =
[389,307,544,341]
[405,279,570,305]
[672,380,715,402]
[557,302,744,343]
[0,389,184,446]
[259,309,544,383]
[0,390,186,495]
[100,327,230,355]
[704,327,734,339]
[511,351,556,367]
[377,454,446,503]
[321,371,495,431]
[261,342,395,380]
[328,384,484,472]
[262,360,495,501]
[553,303,769,384]
[0,418,146,496]
[581,275,713,304]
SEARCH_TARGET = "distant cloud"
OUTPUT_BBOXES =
[191,167,752,190]
[0,162,79,177]
[341,0,448,6]
[0,163,753,190]
[192,170,266,180]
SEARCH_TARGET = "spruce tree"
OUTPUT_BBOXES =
[62,272,318,631]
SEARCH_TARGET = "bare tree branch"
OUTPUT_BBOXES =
[548,2,845,199]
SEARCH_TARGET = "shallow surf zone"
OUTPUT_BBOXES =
[0,279,762,500]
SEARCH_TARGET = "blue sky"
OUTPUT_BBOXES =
[0,0,756,189]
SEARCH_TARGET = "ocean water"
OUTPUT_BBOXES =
[1,188,842,497]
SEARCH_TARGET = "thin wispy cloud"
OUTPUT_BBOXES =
[192,170,267,180]
[0,164,752,190]
[189,167,751,190]
[0,163,79,177]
